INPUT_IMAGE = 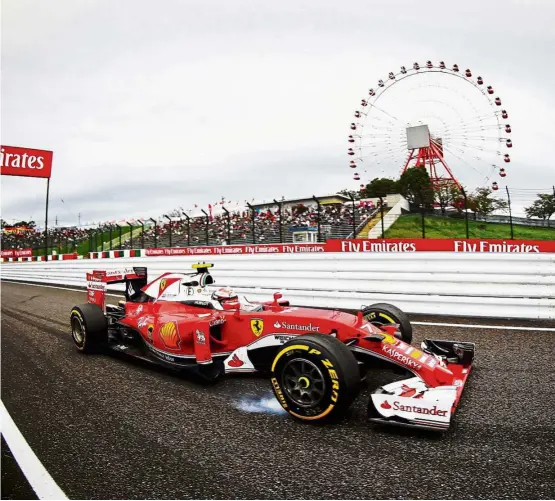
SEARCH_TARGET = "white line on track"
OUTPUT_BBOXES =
[2,280,554,331]
[1,280,123,297]
[411,321,555,332]
[1,401,68,500]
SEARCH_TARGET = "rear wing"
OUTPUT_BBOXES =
[86,267,147,312]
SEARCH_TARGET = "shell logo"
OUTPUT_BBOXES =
[159,321,181,350]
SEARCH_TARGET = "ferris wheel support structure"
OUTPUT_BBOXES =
[402,135,462,190]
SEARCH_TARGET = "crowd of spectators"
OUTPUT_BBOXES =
[1,227,89,251]
[138,201,379,248]
[2,201,381,252]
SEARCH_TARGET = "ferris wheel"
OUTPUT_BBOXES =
[348,61,512,193]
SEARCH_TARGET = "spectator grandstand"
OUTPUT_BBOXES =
[1,194,383,254]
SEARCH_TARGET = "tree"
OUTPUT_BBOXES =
[363,177,400,198]
[6,220,36,228]
[469,188,508,217]
[337,189,362,200]
[435,185,464,214]
[398,167,434,205]
[524,194,555,223]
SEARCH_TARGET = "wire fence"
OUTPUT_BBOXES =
[1,188,554,255]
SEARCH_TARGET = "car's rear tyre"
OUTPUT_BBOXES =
[270,334,361,423]
[362,303,413,344]
[70,304,108,353]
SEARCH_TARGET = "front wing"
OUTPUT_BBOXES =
[368,339,475,431]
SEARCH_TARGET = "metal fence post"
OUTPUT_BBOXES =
[506,186,514,240]
[461,188,469,239]
[419,189,426,238]
[149,218,158,248]
[109,225,113,251]
[247,203,256,244]
[312,195,321,242]
[348,193,356,238]
[222,206,231,244]
[378,196,385,238]
[201,209,209,245]
[139,220,145,249]
[127,222,133,249]
[181,212,191,247]
[273,199,283,243]
[164,215,172,247]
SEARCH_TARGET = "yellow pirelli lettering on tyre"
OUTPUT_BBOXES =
[331,379,339,402]
[289,404,335,421]
[71,309,83,321]
[322,358,334,369]
[308,348,321,355]
[379,313,396,324]
[271,377,288,409]
[271,344,309,372]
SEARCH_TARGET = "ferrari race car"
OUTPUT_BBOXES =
[70,263,475,431]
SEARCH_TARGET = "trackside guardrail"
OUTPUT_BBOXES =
[1,244,554,319]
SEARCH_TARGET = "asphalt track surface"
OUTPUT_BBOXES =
[1,280,554,500]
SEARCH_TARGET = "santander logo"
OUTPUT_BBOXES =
[386,400,448,417]
[228,354,244,368]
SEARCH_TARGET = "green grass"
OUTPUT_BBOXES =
[31,227,145,257]
[385,214,555,240]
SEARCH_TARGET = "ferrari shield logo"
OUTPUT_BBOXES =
[250,318,264,337]
[159,278,168,296]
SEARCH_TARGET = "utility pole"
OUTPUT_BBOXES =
[78,213,81,226]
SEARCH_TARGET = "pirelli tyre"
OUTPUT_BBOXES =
[70,304,108,353]
[270,334,361,423]
[362,303,413,345]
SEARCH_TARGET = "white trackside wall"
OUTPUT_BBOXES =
[1,252,554,319]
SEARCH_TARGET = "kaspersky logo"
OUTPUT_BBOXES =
[273,321,320,332]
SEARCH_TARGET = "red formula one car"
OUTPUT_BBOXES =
[70,263,475,431]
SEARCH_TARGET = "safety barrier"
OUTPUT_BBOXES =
[1,245,554,319]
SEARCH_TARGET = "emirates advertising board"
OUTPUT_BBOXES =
[0,145,53,178]
[143,239,555,256]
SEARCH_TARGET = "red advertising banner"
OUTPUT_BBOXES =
[1,248,33,258]
[1,145,53,178]
[144,239,555,256]
[326,239,555,253]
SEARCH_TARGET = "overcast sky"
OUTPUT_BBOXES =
[1,0,554,226]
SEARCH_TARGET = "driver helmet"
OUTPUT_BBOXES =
[212,287,239,308]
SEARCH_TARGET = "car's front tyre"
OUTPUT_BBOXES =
[361,302,413,344]
[270,334,361,423]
